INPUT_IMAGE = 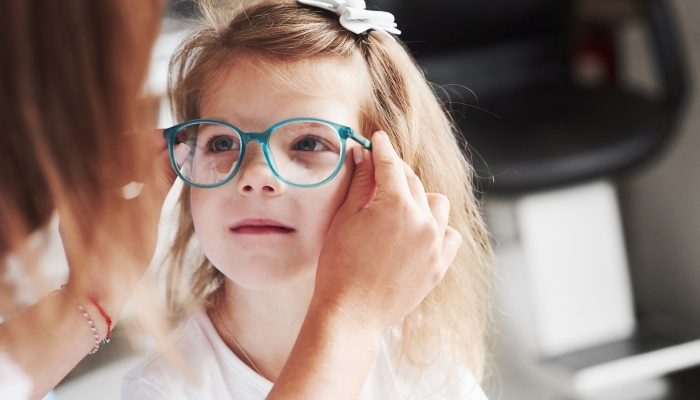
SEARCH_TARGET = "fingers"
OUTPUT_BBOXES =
[149,129,167,150]
[440,226,461,275]
[403,162,429,211]
[124,129,167,151]
[371,131,412,199]
[161,148,177,181]
[427,193,450,234]
[118,129,168,185]
[340,146,376,215]
[139,129,167,150]
[173,144,190,168]
[428,194,457,282]
[145,143,181,204]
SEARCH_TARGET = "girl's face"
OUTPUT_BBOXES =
[191,60,363,290]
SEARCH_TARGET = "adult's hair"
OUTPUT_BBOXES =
[0,0,163,302]
[165,0,494,382]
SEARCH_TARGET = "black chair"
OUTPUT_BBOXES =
[373,0,687,193]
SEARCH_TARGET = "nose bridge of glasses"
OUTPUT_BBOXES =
[239,130,272,146]
[238,132,277,172]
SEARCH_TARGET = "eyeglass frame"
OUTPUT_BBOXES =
[163,117,372,189]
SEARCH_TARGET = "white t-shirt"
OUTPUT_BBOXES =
[122,310,488,400]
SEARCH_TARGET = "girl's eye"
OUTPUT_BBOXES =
[208,136,239,152]
[292,136,328,152]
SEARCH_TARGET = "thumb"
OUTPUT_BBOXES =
[150,144,183,204]
[339,146,376,216]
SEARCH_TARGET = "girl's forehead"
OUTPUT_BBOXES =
[202,55,369,107]
[199,56,367,130]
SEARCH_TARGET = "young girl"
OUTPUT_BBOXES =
[123,1,493,398]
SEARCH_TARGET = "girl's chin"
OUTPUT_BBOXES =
[219,264,317,291]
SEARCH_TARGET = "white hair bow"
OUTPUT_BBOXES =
[297,0,401,40]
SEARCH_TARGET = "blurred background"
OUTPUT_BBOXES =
[14,0,700,399]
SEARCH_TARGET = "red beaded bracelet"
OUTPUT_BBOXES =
[58,285,113,352]
[87,296,112,343]
[77,304,101,354]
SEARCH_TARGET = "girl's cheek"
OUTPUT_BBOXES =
[189,190,203,221]
[190,189,216,233]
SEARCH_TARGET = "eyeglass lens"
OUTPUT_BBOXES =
[175,121,343,186]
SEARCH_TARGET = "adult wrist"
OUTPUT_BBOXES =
[63,276,128,330]
[270,298,382,399]
[305,297,383,353]
[55,286,113,353]
[84,286,125,326]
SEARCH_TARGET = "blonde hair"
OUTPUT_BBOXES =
[165,0,494,383]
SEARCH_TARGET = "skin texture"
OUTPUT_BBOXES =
[193,60,360,293]
[268,130,461,400]
[0,57,460,400]
[0,128,175,400]
[193,58,462,399]
[193,59,365,380]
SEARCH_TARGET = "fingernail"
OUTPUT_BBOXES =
[353,147,364,165]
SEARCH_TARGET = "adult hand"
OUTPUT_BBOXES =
[313,130,462,335]
[269,131,462,399]
[60,129,178,320]
[3,130,180,400]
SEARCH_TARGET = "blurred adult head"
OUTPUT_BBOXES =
[0,0,163,301]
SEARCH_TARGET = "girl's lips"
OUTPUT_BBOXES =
[229,218,295,235]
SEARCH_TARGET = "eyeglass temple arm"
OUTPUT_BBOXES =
[349,131,372,150]
[163,126,176,141]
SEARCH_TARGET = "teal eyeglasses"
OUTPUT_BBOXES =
[164,118,372,189]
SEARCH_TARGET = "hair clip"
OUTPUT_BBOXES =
[297,0,401,41]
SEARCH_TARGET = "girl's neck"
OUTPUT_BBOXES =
[211,277,315,382]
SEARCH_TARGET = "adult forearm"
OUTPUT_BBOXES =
[268,302,381,399]
[0,292,113,400]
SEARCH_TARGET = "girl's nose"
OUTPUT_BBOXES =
[235,143,284,196]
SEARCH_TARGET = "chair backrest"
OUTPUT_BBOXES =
[372,0,573,54]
